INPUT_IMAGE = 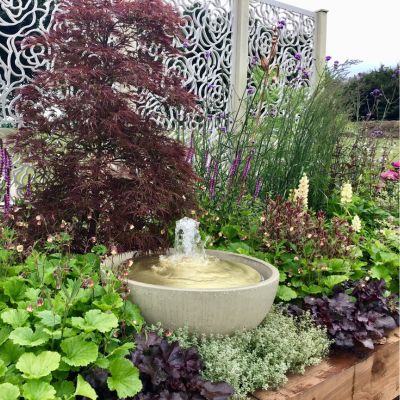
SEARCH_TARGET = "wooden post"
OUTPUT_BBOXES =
[230,0,250,122]
[312,9,328,87]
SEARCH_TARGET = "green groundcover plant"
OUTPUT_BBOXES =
[149,308,331,400]
[0,228,145,400]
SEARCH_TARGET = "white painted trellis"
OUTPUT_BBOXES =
[0,0,327,195]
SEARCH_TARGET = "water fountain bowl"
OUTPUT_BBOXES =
[104,249,279,335]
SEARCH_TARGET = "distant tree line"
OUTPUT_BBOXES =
[343,65,399,121]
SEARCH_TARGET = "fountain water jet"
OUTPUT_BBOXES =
[104,217,279,334]
[130,218,261,289]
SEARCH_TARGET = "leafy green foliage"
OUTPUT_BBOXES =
[0,232,144,399]
[22,380,56,400]
[107,358,142,399]
[0,383,20,400]
[75,375,98,400]
[16,352,60,379]
[152,308,330,400]
[61,336,99,367]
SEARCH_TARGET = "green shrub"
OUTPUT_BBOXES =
[0,230,144,399]
[151,308,331,399]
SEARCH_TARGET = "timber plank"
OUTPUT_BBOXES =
[253,328,399,400]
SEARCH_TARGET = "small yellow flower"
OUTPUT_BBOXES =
[190,210,196,215]
[340,182,353,205]
[351,215,362,233]
[16,245,24,253]
[293,173,309,210]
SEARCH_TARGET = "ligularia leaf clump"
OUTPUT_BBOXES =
[340,182,353,205]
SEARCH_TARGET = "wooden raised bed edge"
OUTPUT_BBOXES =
[251,328,399,400]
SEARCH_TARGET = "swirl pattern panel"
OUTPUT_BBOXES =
[0,0,58,197]
[139,0,233,136]
[249,0,315,86]
[0,0,58,125]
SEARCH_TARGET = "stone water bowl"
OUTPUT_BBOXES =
[104,249,279,335]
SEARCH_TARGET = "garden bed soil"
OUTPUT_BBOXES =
[252,328,399,400]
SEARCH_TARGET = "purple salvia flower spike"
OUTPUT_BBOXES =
[242,152,253,181]
[209,161,219,199]
[253,178,262,200]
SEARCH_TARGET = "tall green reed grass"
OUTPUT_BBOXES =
[185,63,349,213]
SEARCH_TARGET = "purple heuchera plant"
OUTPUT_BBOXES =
[132,332,234,400]
[299,279,398,349]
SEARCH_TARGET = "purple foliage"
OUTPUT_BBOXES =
[0,147,12,219]
[24,174,32,201]
[296,279,398,349]
[132,332,234,400]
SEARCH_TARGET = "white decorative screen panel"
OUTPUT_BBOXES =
[249,0,315,86]
[0,0,58,126]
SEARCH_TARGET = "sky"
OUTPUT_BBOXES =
[287,0,400,75]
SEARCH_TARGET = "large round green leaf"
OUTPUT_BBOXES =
[70,309,118,333]
[61,335,98,367]
[1,309,29,328]
[0,383,20,400]
[16,351,61,379]
[107,358,142,398]
[23,380,56,400]
[9,327,49,347]
[35,310,61,327]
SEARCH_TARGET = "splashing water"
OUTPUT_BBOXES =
[174,217,204,256]
[128,217,261,288]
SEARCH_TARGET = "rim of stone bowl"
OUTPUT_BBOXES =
[102,250,279,293]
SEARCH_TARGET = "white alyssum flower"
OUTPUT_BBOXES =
[293,173,309,209]
[351,215,362,232]
[340,182,353,205]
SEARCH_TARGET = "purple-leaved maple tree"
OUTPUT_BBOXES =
[8,0,197,252]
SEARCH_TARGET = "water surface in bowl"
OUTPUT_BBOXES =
[128,255,261,289]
